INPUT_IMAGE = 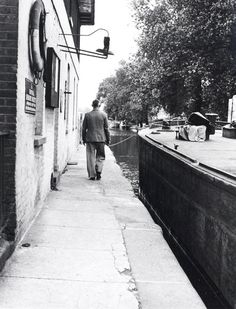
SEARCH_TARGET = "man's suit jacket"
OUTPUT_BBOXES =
[82,109,110,143]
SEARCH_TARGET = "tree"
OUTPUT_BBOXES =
[132,0,236,119]
[97,62,133,122]
[97,60,158,124]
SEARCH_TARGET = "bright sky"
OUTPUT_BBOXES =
[78,0,138,112]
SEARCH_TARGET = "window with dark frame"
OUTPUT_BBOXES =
[65,64,70,133]
[45,48,61,109]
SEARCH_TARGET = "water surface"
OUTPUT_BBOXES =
[109,129,139,195]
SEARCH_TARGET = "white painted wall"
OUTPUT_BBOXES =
[15,0,80,240]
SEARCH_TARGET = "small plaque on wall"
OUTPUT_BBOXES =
[25,78,36,115]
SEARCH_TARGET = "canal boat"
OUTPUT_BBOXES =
[109,120,120,129]
[120,121,132,130]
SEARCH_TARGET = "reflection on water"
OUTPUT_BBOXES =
[109,129,139,195]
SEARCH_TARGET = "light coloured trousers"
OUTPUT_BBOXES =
[86,142,105,178]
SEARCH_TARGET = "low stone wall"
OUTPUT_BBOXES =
[139,134,236,308]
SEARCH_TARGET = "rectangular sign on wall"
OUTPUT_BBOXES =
[25,78,36,115]
[79,0,95,25]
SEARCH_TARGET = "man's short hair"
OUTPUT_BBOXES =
[92,99,99,107]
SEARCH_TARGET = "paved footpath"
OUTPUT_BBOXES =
[0,146,205,309]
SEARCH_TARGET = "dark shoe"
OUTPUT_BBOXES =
[89,177,95,180]
[96,172,101,180]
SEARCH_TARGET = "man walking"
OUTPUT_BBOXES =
[82,99,110,180]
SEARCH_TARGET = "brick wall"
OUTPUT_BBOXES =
[0,0,18,240]
[139,135,236,308]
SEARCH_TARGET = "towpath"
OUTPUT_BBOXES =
[0,146,205,309]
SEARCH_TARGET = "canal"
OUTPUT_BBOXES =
[110,128,139,196]
[110,128,230,309]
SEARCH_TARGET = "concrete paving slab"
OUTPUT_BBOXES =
[137,282,206,309]
[111,197,147,208]
[49,189,108,202]
[114,202,155,225]
[57,182,104,194]
[35,209,120,229]
[123,222,162,231]
[1,246,128,283]
[0,278,139,309]
[123,229,189,282]
[104,190,136,198]
[43,199,113,213]
[58,179,104,193]
[47,192,110,203]
[24,226,124,251]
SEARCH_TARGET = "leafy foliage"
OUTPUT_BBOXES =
[97,62,133,122]
[132,0,236,119]
[98,0,236,121]
[97,60,156,124]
